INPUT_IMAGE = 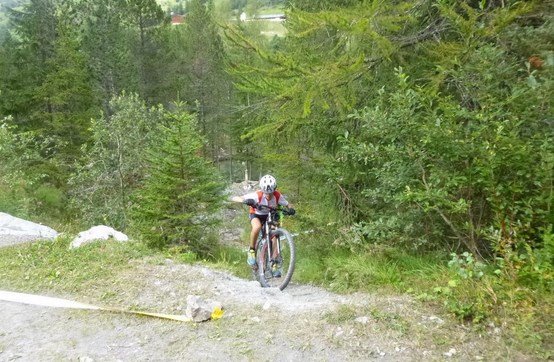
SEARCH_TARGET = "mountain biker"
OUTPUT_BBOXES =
[231,174,295,268]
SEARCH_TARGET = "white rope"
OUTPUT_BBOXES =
[0,290,193,322]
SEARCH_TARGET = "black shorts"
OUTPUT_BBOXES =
[249,214,268,224]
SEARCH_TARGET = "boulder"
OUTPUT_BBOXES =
[185,295,223,323]
[70,225,128,249]
[0,212,58,246]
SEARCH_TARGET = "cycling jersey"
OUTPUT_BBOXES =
[243,190,289,215]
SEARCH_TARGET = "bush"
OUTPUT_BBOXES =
[68,93,163,229]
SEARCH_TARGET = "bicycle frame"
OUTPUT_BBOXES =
[258,207,281,266]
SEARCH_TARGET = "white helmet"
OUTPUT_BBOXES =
[259,174,277,193]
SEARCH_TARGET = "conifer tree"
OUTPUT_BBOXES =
[34,21,98,163]
[80,0,140,115]
[122,0,167,104]
[225,0,553,255]
[131,105,225,253]
[0,0,58,131]
[182,0,233,162]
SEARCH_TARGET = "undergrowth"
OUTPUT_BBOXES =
[296,231,552,358]
[1,227,551,358]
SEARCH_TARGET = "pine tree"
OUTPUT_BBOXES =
[122,0,166,104]
[131,105,225,253]
[34,21,98,163]
[0,0,58,131]
[80,0,140,115]
[182,0,233,162]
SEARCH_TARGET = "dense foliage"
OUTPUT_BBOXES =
[69,93,163,230]
[226,0,553,255]
[0,0,552,351]
[223,0,553,345]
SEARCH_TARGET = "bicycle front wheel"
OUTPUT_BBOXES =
[257,228,295,290]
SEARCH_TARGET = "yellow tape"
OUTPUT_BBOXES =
[211,307,224,320]
[0,290,192,322]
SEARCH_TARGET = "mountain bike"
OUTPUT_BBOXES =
[251,204,296,290]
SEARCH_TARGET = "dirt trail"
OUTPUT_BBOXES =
[0,259,532,362]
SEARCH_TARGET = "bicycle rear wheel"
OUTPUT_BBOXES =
[257,228,295,290]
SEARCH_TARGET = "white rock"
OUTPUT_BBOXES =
[444,348,457,357]
[70,225,128,249]
[185,295,223,323]
[355,316,369,324]
[0,212,58,239]
[429,315,444,324]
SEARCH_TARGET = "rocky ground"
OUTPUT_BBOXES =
[0,257,535,361]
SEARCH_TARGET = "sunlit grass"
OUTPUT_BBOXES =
[0,236,157,295]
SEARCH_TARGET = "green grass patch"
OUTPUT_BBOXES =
[256,6,284,16]
[324,304,357,324]
[209,244,253,280]
[291,236,445,293]
[0,236,158,295]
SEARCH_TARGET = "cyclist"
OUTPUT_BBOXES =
[231,174,295,270]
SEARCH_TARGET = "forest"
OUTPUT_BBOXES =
[0,0,552,354]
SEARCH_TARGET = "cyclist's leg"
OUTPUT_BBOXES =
[249,216,263,250]
[269,236,281,277]
[270,236,279,260]
[244,215,261,266]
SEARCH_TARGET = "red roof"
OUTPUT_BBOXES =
[171,14,184,25]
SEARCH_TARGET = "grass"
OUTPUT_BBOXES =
[292,236,446,294]
[0,236,158,295]
[312,242,551,357]
[213,229,552,357]
[256,6,285,16]
[210,245,253,280]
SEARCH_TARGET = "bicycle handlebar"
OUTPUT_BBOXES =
[242,200,296,216]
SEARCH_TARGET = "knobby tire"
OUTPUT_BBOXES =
[257,228,295,290]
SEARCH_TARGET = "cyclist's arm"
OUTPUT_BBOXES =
[231,194,258,207]
[277,195,295,214]
[230,196,243,203]
[278,194,290,208]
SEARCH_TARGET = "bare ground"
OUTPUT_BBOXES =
[0,256,536,362]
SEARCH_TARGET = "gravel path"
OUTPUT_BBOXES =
[0,200,537,361]
[0,259,532,361]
